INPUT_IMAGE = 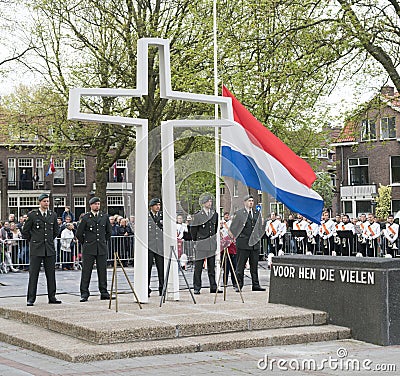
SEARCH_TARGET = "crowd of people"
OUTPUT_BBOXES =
[2,191,399,306]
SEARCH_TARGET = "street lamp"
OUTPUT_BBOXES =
[371,192,378,215]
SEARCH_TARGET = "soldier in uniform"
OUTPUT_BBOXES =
[147,198,164,297]
[22,193,61,306]
[337,214,355,256]
[190,194,220,294]
[230,194,265,292]
[76,197,112,302]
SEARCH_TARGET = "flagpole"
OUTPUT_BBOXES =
[213,0,221,281]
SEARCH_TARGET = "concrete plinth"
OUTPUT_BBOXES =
[268,256,400,345]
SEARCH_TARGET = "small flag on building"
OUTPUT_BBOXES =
[46,157,56,176]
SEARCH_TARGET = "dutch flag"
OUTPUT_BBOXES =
[221,86,323,224]
[46,157,56,176]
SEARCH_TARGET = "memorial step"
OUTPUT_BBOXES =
[0,302,328,344]
[0,317,350,362]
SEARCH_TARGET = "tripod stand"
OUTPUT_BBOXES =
[214,247,244,303]
[109,251,142,312]
[160,245,196,307]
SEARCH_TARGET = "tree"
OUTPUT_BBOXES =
[376,184,392,220]
[2,0,349,207]
[312,172,334,210]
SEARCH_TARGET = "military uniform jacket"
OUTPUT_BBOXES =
[229,208,263,250]
[190,209,218,254]
[21,209,59,257]
[76,211,112,256]
[148,211,163,253]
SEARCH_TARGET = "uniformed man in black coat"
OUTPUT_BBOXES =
[22,193,62,306]
[76,197,112,302]
[148,198,164,297]
[190,194,221,294]
[230,194,265,292]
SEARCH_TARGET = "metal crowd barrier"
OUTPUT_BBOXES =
[2,234,397,274]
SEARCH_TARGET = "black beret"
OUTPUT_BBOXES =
[89,196,100,205]
[200,194,213,205]
[243,194,254,201]
[149,197,161,206]
[38,193,49,202]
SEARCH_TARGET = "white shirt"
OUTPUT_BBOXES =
[383,222,399,243]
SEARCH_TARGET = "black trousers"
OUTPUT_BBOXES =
[27,254,57,303]
[221,252,237,287]
[193,255,217,291]
[148,250,164,293]
[80,253,108,298]
[236,248,260,289]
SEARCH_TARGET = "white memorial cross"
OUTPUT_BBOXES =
[68,38,236,303]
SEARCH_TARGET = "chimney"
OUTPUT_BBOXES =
[381,85,395,96]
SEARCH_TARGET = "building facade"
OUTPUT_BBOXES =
[334,86,400,219]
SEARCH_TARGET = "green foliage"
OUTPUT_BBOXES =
[312,172,334,210]
[376,184,392,220]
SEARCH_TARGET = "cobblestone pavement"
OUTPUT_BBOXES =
[1,264,400,375]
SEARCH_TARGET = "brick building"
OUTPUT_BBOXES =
[333,86,400,219]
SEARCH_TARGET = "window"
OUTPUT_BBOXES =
[270,202,284,215]
[74,197,86,219]
[391,156,400,184]
[361,119,376,141]
[19,197,39,206]
[233,181,239,197]
[73,159,86,185]
[8,197,17,207]
[392,200,400,215]
[107,196,124,206]
[356,201,371,216]
[343,201,352,214]
[36,158,44,182]
[381,117,396,139]
[111,159,127,182]
[312,148,329,159]
[349,158,369,185]
[8,158,16,186]
[53,159,65,185]
[18,158,33,168]
[74,197,86,207]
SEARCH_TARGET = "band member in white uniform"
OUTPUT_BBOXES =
[333,214,343,256]
[382,214,399,258]
[305,219,318,255]
[265,214,285,267]
[336,214,355,256]
[318,211,335,255]
[293,214,308,254]
[356,214,369,257]
[365,213,381,257]
[275,215,286,255]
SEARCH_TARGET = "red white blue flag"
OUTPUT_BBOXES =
[221,86,323,224]
[46,157,56,176]
[113,161,117,181]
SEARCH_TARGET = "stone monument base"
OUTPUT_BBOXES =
[269,255,400,345]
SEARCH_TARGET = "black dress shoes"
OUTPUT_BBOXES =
[49,298,62,304]
[27,301,34,306]
[252,286,266,291]
[80,296,88,302]
[210,289,223,293]
[234,287,241,292]
[100,295,115,300]
[193,290,200,295]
